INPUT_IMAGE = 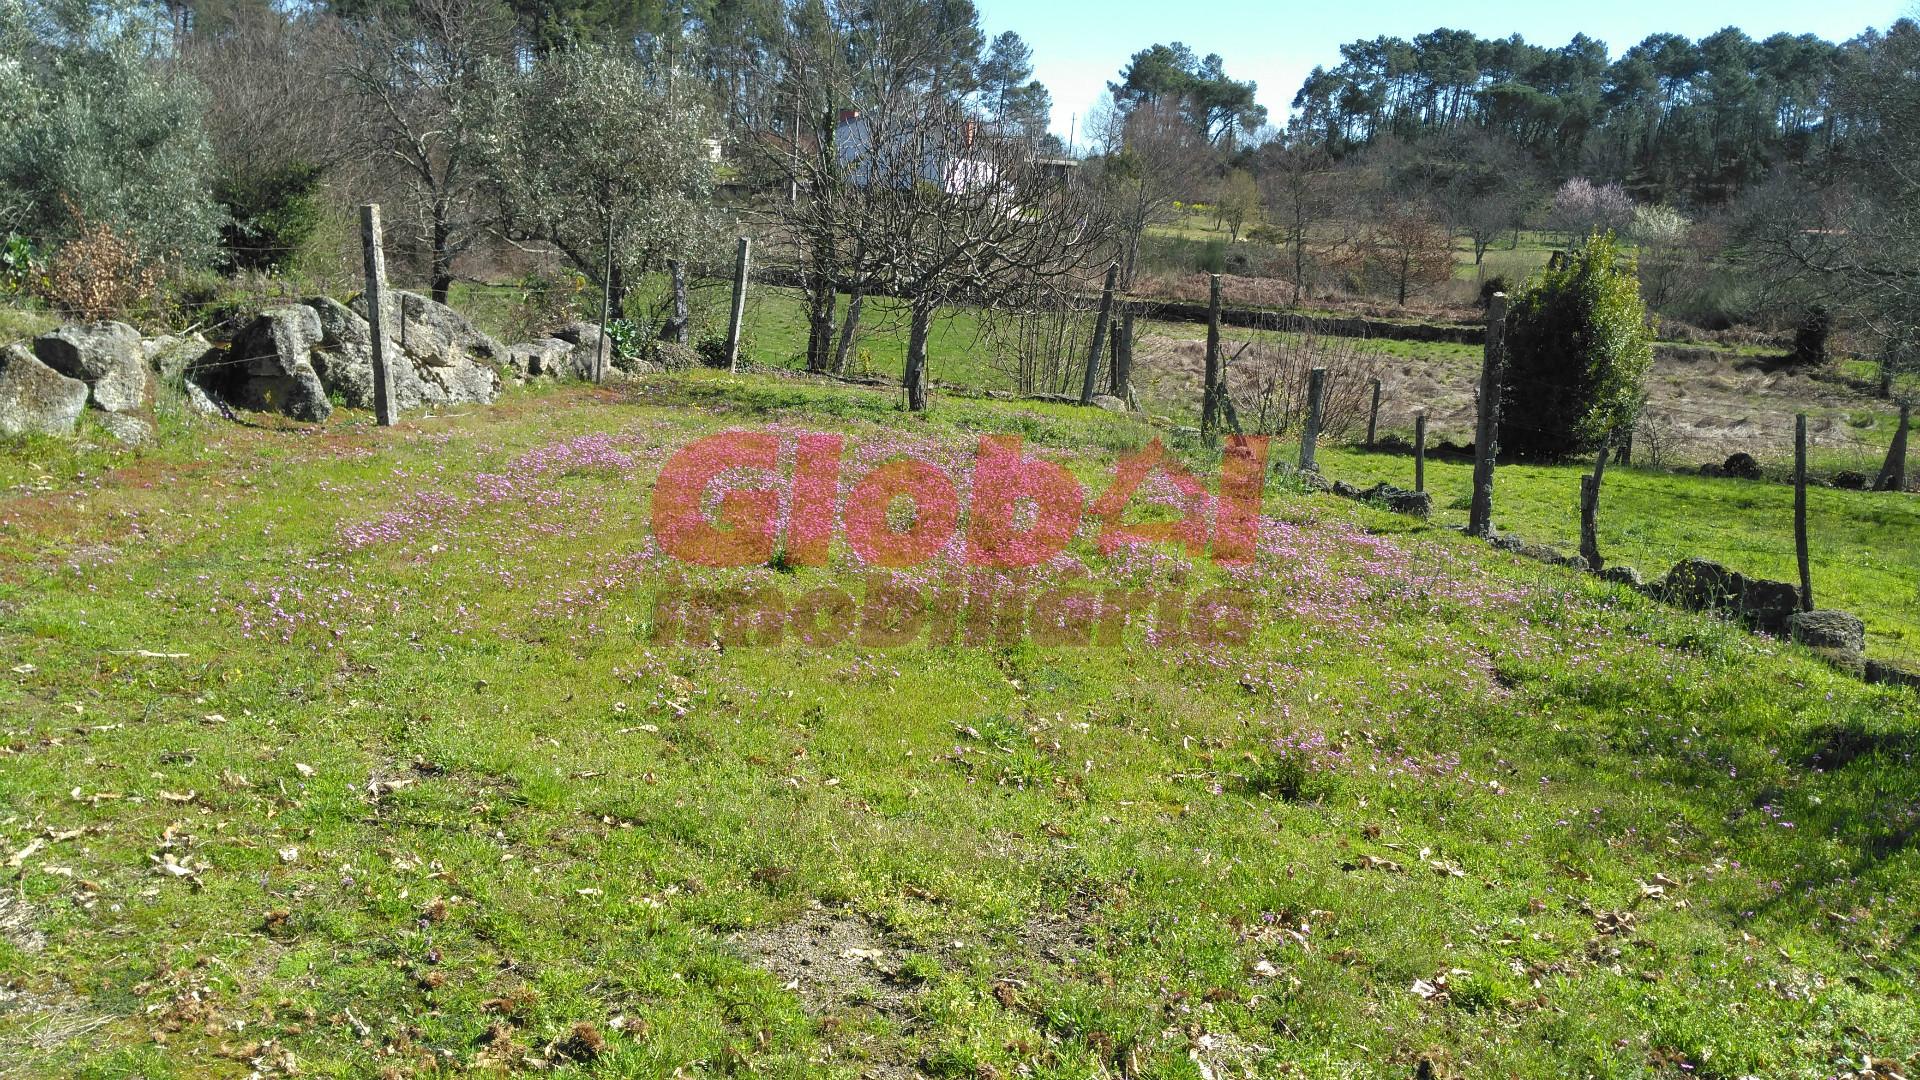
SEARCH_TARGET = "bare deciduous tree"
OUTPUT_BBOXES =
[1093,101,1205,289]
[339,0,513,302]
[1254,143,1350,305]
[1740,22,1920,400]
[1365,199,1453,306]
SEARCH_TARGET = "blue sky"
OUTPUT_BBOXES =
[970,0,1908,147]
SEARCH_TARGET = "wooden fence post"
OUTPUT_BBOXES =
[1579,442,1608,570]
[1201,273,1223,444]
[357,204,395,427]
[1467,293,1508,538]
[1414,411,1426,493]
[1110,308,1134,400]
[1299,366,1327,471]
[1876,402,1910,491]
[1796,413,1813,611]
[1081,262,1119,406]
[725,236,751,373]
[1365,377,1381,451]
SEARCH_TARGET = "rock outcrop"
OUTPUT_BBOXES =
[31,321,153,441]
[1720,452,1762,480]
[1788,609,1867,674]
[200,305,333,422]
[1598,564,1644,588]
[343,291,503,408]
[1661,557,1801,635]
[191,292,504,421]
[0,343,89,437]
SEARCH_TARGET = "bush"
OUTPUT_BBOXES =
[1479,275,1510,308]
[695,330,753,368]
[1791,305,1832,366]
[653,341,699,372]
[501,269,585,344]
[39,216,160,320]
[0,4,223,270]
[1196,237,1228,274]
[604,316,654,370]
[215,162,324,274]
[1498,232,1653,460]
[1,232,40,294]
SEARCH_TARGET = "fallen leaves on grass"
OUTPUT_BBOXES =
[5,837,46,868]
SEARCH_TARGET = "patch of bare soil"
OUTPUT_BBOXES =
[0,893,114,1071]
[1138,332,1894,465]
[1642,351,1876,460]
[733,904,924,1079]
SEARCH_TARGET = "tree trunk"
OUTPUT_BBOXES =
[660,259,689,345]
[1292,234,1305,306]
[833,242,866,375]
[606,260,627,323]
[430,209,453,305]
[834,288,864,374]
[903,301,934,412]
[805,271,836,373]
[1876,403,1911,492]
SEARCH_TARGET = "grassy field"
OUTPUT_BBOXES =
[1316,446,1920,664]
[0,372,1917,1078]
[1143,211,1564,288]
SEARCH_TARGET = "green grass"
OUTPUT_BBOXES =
[738,287,1009,391]
[1317,444,1920,662]
[0,373,1916,1078]
[0,300,58,343]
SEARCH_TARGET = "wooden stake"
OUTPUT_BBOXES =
[1468,294,1508,538]
[1795,413,1813,611]
[1414,411,1426,493]
[725,236,751,373]
[358,204,395,427]
[1365,377,1381,450]
[1201,273,1222,444]
[1081,262,1118,405]
[1300,366,1327,471]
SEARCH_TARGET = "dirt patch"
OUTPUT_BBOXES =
[0,893,115,1070]
[1011,886,1105,972]
[734,905,916,1015]
[733,905,924,1079]
[1137,331,1894,465]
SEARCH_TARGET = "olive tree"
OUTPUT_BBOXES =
[483,43,717,321]
[0,0,222,269]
